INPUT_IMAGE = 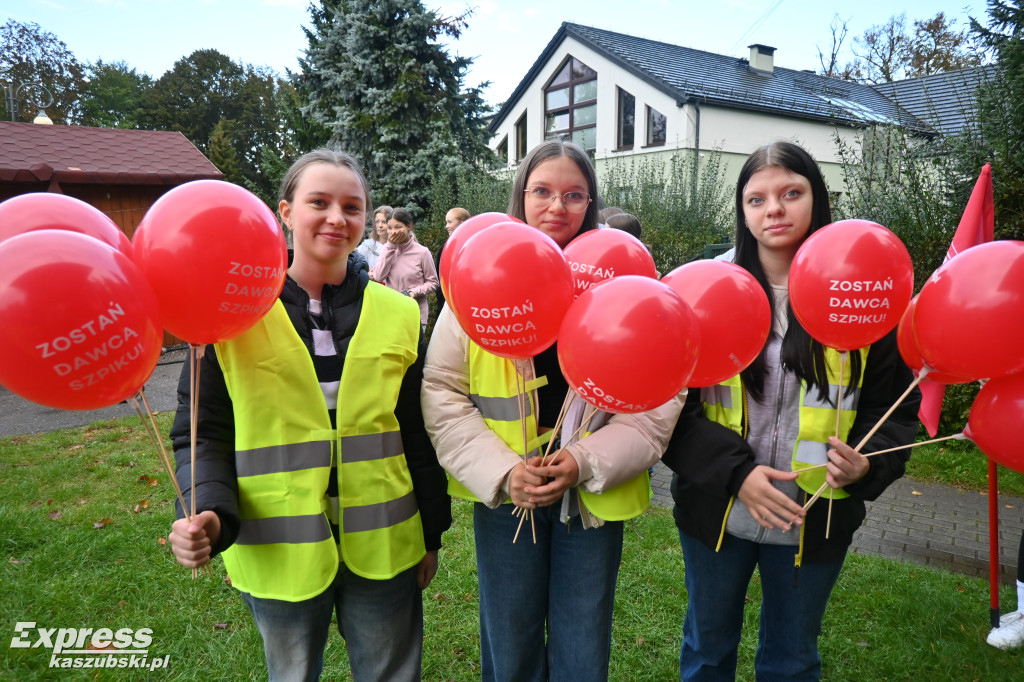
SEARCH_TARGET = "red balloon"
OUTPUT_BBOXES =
[914,240,1024,380]
[967,372,1024,473]
[896,295,974,384]
[448,222,572,359]
[563,228,657,298]
[0,192,133,257]
[789,219,913,351]
[558,276,699,413]
[439,212,521,302]
[132,180,287,345]
[0,231,162,410]
[661,260,770,387]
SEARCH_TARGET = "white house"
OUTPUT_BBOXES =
[487,23,951,191]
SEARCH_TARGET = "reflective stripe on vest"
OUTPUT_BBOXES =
[702,346,870,500]
[215,284,424,600]
[453,343,650,521]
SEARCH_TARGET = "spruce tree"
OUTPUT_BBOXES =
[300,0,492,210]
[968,0,1024,240]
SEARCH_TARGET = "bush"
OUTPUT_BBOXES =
[599,150,734,273]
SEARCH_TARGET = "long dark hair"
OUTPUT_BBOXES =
[507,139,600,236]
[734,141,861,403]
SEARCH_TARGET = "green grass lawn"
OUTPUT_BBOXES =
[2,415,1022,680]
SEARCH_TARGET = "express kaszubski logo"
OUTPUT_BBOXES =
[10,622,170,671]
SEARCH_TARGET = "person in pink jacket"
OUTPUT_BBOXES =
[370,207,439,328]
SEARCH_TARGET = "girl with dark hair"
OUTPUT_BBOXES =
[370,207,439,329]
[661,140,920,681]
[422,139,684,681]
[167,150,450,682]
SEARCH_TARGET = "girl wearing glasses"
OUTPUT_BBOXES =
[421,139,684,681]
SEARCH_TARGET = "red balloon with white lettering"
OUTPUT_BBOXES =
[789,220,913,351]
[967,372,1024,473]
[563,228,657,298]
[914,240,1024,380]
[661,260,770,387]
[132,180,287,345]
[0,192,134,257]
[447,222,572,359]
[0,231,162,410]
[558,276,698,413]
[439,212,522,303]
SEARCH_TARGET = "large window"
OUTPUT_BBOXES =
[544,56,597,157]
[496,135,508,163]
[646,105,667,147]
[515,114,527,161]
[617,88,635,149]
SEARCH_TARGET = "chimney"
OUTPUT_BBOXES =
[748,44,776,75]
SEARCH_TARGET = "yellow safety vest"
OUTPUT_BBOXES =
[451,342,651,521]
[701,346,870,500]
[215,283,424,600]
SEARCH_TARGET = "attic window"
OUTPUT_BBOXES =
[544,56,597,157]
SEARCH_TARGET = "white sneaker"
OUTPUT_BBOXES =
[988,610,1024,649]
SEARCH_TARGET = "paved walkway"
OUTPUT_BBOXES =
[3,349,1021,586]
[651,461,1024,584]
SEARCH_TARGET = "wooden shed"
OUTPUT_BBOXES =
[0,121,224,347]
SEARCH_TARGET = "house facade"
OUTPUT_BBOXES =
[487,23,941,192]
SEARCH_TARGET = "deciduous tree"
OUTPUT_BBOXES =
[0,19,84,123]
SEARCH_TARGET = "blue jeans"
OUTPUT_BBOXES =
[240,562,422,682]
[473,501,624,682]
[678,530,845,682]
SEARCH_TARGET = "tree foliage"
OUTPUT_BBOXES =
[301,0,493,210]
[78,60,152,129]
[0,19,84,123]
[818,12,982,83]
[964,0,1024,242]
[139,49,281,193]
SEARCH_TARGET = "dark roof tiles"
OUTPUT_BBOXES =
[490,22,933,134]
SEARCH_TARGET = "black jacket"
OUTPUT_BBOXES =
[170,253,451,556]
[661,328,920,563]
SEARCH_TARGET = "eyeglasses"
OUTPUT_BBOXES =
[524,186,592,213]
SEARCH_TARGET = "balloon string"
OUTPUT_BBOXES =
[188,344,207,579]
[512,360,535,545]
[803,371,927,514]
[798,433,966,473]
[541,388,576,465]
[826,351,847,539]
[128,390,189,517]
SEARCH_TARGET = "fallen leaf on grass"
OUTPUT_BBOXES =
[48,511,62,520]
[67,444,84,451]
[132,500,150,514]
[78,499,87,505]
[956,584,966,592]
[9,557,21,564]
[432,593,449,602]
[157,537,166,546]
[93,518,113,529]
[30,501,43,507]
[636,637,646,646]
[213,623,228,630]
[137,474,159,486]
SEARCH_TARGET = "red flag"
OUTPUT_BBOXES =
[918,163,994,436]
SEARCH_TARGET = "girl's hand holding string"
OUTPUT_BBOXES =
[825,436,871,489]
[523,452,580,507]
